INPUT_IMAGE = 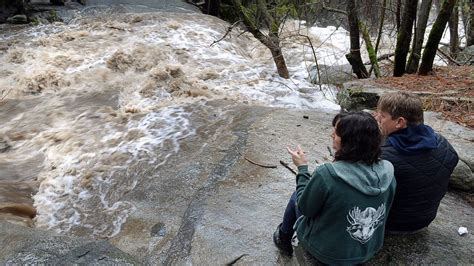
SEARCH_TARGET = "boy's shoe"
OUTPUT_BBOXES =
[273,223,293,256]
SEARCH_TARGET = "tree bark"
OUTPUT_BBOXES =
[396,0,402,32]
[406,0,433,73]
[468,0,474,46]
[204,0,220,16]
[269,47,290,79]
[393,0,418,77]
[419,0,458,75]
[0,0,25,23]
[374,0,388,54]
[50,0,65,5]
[360,21,381,77]
[434,0,441,13]
[230,0,289,79]
[448,2,459,58]
[346,0,368,79]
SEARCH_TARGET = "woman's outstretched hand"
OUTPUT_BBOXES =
[287,145,308,167]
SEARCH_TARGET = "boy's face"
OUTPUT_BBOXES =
[375,111,407,136]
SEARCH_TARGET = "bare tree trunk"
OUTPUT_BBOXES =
[460,0,469,43]
[396,0,402,32]
[269,47,289,79]
[407,0,433,73]
[204,0,220,16]
[346,0,368,79]
[419,0,458,75]
[394,0,418,77]
[468,0,474,46]
[434,0,441,13]
[375,0,388,54]
[51,0,65,5]
[360,21,381,77]
[230,0,289,79]
[448,2,459,58]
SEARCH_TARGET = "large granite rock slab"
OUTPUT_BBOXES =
[0,221,139,264]
[105,104,474,264]
[0,103,472,264]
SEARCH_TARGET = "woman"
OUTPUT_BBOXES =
[273,111,396,264]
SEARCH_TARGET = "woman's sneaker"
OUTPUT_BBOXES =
[273,223,293,256]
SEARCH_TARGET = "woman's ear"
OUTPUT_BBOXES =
[395,117,408,129]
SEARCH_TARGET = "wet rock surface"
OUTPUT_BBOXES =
[369,192,473,264]
[0,103,472,264]
[0,221,139,264]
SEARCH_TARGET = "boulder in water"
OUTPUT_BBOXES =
[6,14,28,24]
[0,0,25,24]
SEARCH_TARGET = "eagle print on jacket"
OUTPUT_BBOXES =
[346,204,385,244]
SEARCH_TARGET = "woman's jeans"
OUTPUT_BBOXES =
[281,191,302,235]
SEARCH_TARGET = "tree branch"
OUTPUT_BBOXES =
[364,52,395,64]
[322,2,348,16]
[279,160,296,175]
[437,48,461,66]
[244,156,277,168]
[210,20,242,47]
[231,0,273,48]
[374,0,387,54]
[298,34,323,91]
[359,20,381,77]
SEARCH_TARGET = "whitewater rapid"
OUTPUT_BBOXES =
[5,8,460,237]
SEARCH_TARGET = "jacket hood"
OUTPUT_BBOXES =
[387,124,437,155]
[330,160,394,196]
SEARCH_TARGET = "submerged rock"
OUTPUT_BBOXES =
[308,63,354,86]
[6,14,27,24]
[0,0,25,24]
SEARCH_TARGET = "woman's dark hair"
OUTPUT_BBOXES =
[331,111,381,165]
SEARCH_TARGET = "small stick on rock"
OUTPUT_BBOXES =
[280,160,297,175]
[244,156,277,169]
[327,146,334,157]
[226,253,249,265]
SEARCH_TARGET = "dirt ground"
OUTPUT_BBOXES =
[373,66,473,129]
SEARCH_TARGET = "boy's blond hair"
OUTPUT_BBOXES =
[377,92,424,125]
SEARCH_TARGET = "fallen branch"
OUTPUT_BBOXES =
[437,48,461,66]
[327,146,334,157]
[226,254,249,266]
[322,3,348,16]
[244,156,277,169]
[270,80,297,92]
[210,20,242,47]
[364,52,395,65]
[280,160,297,175]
